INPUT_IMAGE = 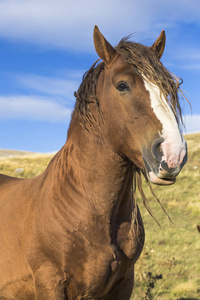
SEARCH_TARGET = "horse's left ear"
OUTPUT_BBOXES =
[93,25,117,65]
[150,30,166,59]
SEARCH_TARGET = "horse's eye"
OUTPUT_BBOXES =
[117,83,129,92]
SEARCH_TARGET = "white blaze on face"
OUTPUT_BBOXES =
[143,79,186,169]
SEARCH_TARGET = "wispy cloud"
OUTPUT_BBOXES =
[0,95,72,122]
[181,64,200,71]
[0,72,81,122]
[169,48,200,70]
[0,0,199,51]
[183,114,200,133]
[178,50,200,61]
[16,74,80,100]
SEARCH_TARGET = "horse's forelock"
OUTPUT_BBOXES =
[116,39,185,124]
[75,38,188,127]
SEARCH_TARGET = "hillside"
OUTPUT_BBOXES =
[0,150,55,178]
[0,149,38,158]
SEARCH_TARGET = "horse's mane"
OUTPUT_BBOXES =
[74,38,186,223]
[74,60,105,126]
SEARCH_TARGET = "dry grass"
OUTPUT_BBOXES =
[0,149,37,158]
[0,152,54,178]
[0,133,199,299]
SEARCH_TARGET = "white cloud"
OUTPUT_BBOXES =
[0,95,72,122]
[183,114,200,133]
[0,0,199,51]
[168,47,200,70]
[0,72,81,122]
[178,49,200,61]
[180,64,200,71]
[16,74,80,100]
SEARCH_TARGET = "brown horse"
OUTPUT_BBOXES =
[0,26,187,300]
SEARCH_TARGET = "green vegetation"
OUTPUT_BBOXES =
[0,133,199,299]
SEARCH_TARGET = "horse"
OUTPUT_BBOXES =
[0,26,187,300]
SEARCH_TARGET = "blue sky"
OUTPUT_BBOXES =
[0,0,199,152]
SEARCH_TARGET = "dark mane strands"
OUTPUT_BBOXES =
[74,59,105,127]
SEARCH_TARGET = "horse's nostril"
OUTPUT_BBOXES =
[161,160,169,172]
[152,137,164,161]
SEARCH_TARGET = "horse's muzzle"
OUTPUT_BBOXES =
[143,137,188,185]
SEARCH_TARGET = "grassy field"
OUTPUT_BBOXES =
[132,133,200,300]
[0,151,55,178]
[0,133,199,299]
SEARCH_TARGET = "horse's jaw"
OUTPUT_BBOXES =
[148,171,176,186]
[143,157,177,186]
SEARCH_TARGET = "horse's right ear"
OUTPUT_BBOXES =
[93,25,117,65]
[150,30,166,59]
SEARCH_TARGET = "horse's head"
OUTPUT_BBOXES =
[92,26,187,185]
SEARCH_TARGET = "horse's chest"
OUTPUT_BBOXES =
[65,222,144,299]
[66,246,131,299]
[91,222,144,296]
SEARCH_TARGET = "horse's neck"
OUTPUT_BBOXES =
[47,114,134,226]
